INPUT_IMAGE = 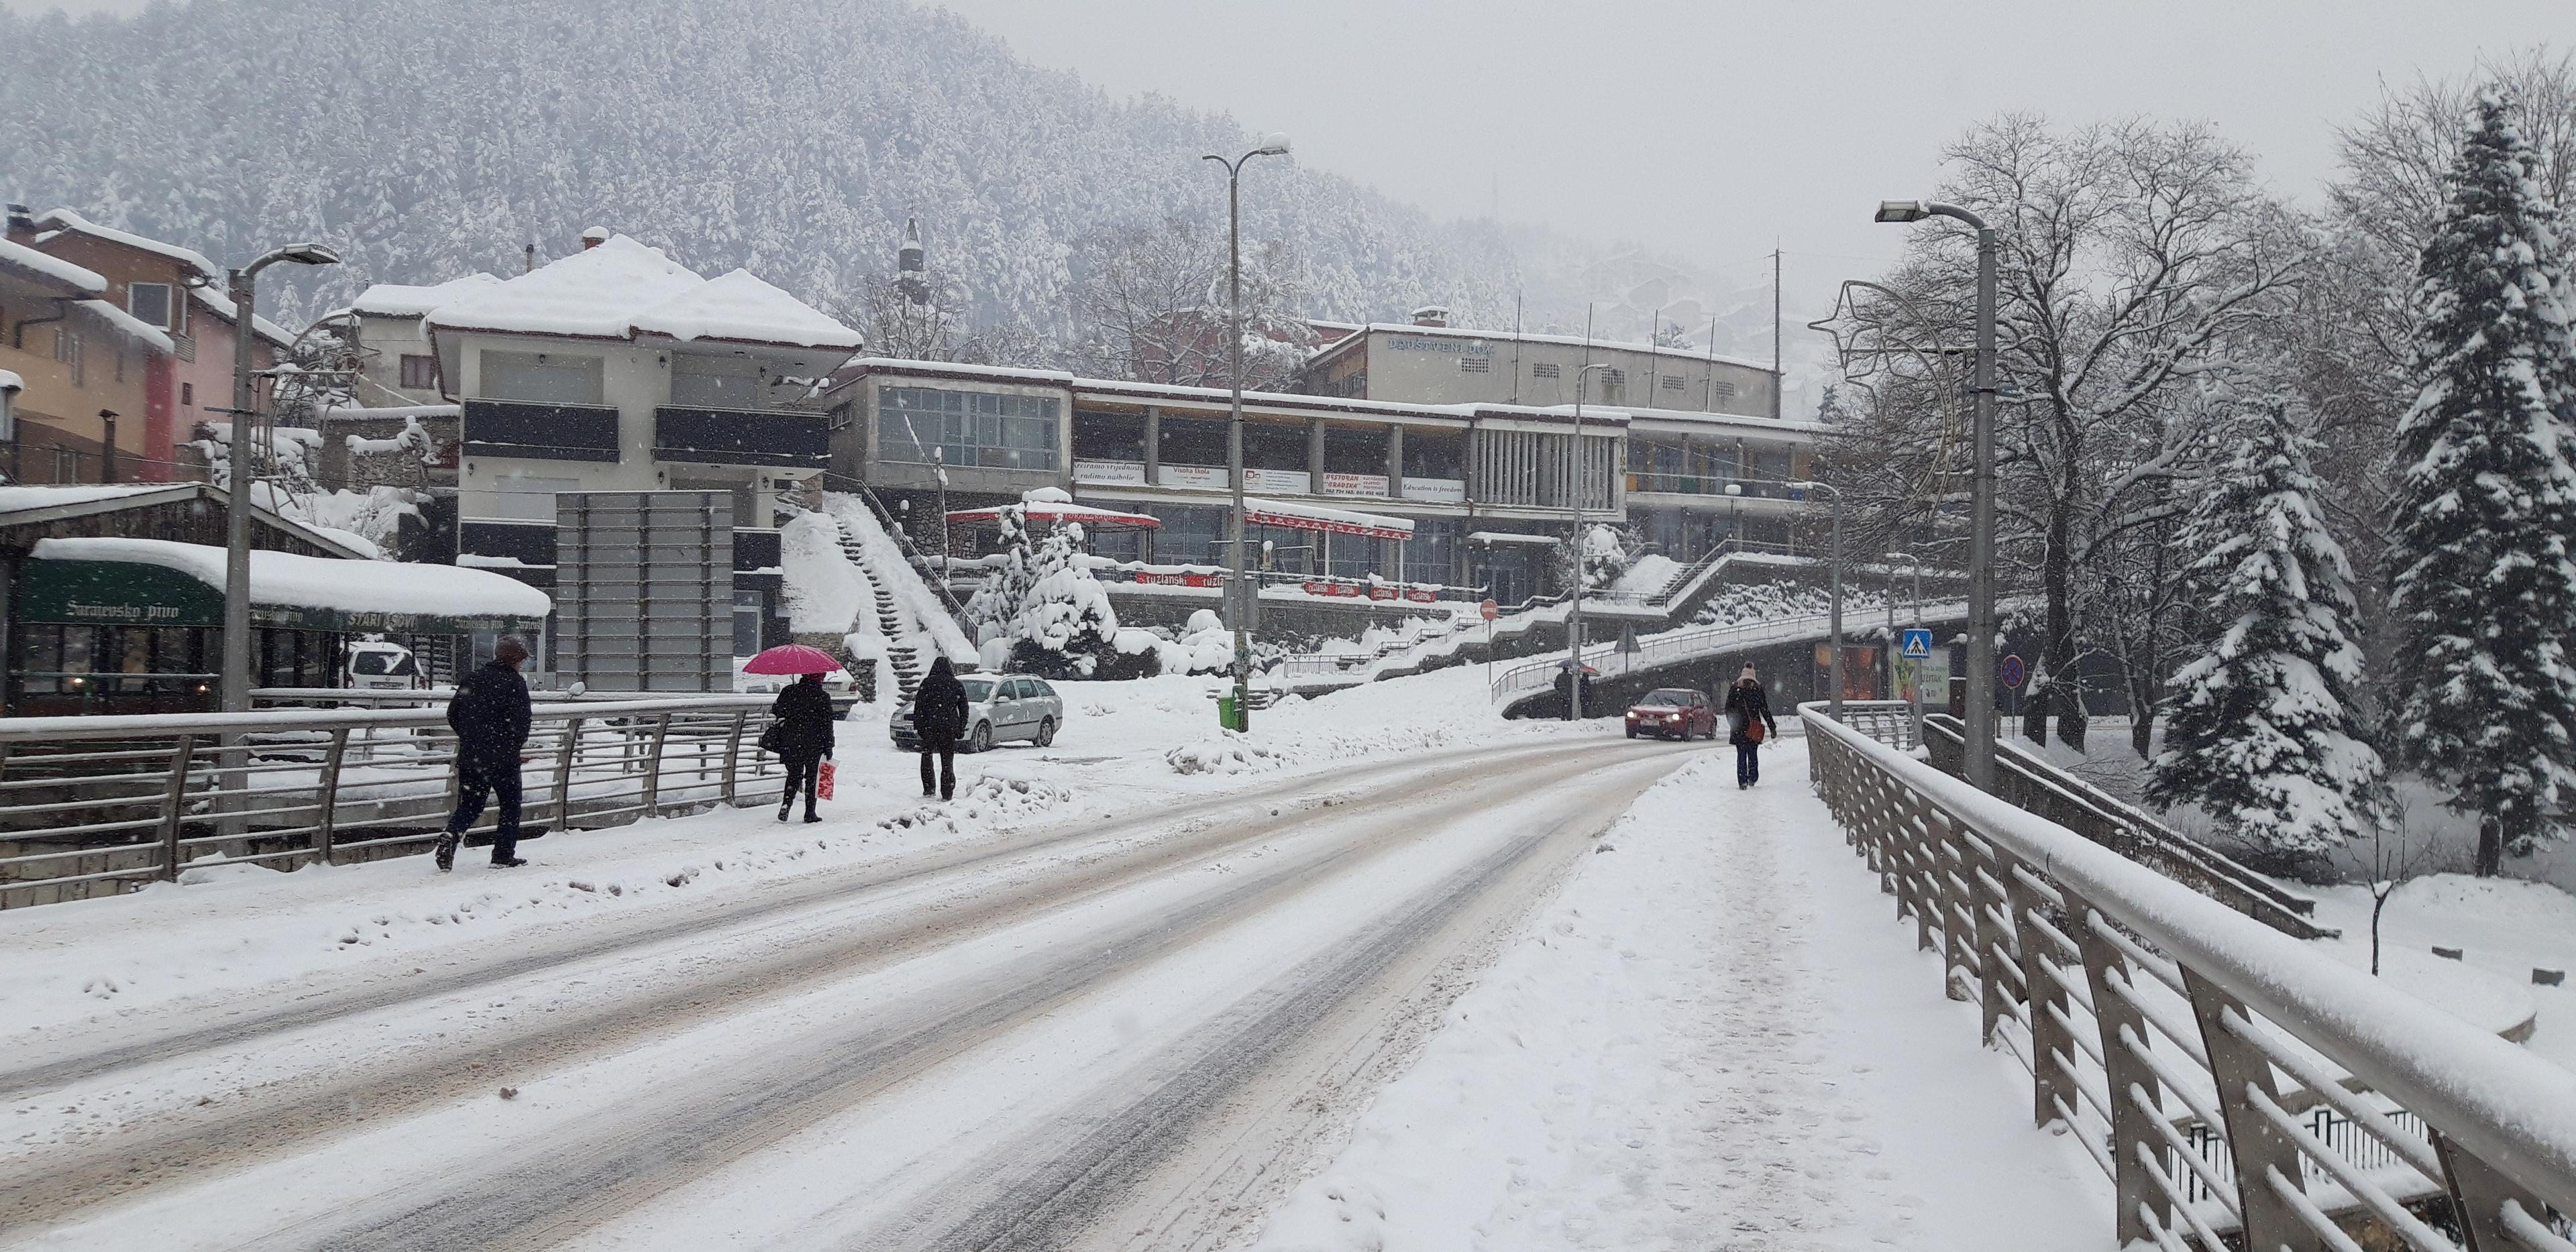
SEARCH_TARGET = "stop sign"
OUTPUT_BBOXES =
[1479,599,1499,621]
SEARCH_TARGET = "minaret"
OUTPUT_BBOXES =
[897,217,927,304]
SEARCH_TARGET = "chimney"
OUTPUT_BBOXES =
[5,203,34,245]
[580,226,610,250]
[1409,304,1450,329]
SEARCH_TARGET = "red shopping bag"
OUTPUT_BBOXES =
[818,762,836,800]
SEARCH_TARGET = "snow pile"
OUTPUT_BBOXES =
[424,235,860,350]
[1696,578,1888,628]
[1165,729,1288,775]
[1153,609,1238,675]
[780,512,865,634]
[1609,551,1679,595]
[631,268,865,350]
[286,485,423,557]
[0,235,107,294]
[876,775,1069,833]
[349,273,502,318]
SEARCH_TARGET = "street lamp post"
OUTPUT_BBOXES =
[1203,135,1291,732]
[221,241,340,715]
[1876,199,1997,791]
[1564,361,1613,721]
[1789,480,1845,721]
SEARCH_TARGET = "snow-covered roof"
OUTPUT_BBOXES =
[0,236,107,295]
[1242,496,1415,539]
[350,273,504,319]
[75,298,175,355]
[0,485,174,514]
[423,235,861,351]
[33,208,294,345]
[31,536,551,622]
[947,500,1162,531]
[1468,530,1563,547]
[1316,321,1776,374]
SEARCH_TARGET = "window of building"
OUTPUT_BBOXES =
[127,282,174,329]
[55,329,82,386]
[878,386,1059,470]
[1661,375,1687,392]
[180,382,194,407]
[1071,409,1147,462]
[733,589,763,657]
[1597,369,1625,404]
[1459,356,1489,373]
[1530,362,1561,379]
[1240,419,1306,471]
[1158,414,1228,467]
[1403,429,1466,481]
[670,353,765,409]
[1322,424,1386,475]
[400,354,438,390]
[1711,380,1739,399]
[479,350,604,405]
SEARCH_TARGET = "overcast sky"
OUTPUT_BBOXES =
[10,0,2571,308]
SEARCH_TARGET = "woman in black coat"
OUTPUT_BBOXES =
[1723,665,1778,790]
[910,657,970,801]
[769,673,837,822]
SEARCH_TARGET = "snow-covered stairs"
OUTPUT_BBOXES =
[830,517,929,701]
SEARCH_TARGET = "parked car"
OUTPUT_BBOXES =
[1625,687,1715,740]
[343,640,423,691]
[890,673,1065,752]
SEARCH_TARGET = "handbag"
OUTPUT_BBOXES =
[1746,716,1766,744]
[818,761,836,800]
[757,719,784,754]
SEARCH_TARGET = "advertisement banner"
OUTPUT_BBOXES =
[1318,472,1389,498]
[1243,468,1312,494]
[1072,459,1147,486]
[1400,477,1467,503]
[1156,464,1230,490]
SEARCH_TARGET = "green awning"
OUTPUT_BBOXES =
[17,539,550,636]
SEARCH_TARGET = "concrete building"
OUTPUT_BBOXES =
[1300,309,1780,420]
[0,231,170,484]
[6,206,292,483]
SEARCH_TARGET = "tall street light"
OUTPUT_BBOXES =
[1564,361,1613,721]
[221,241,340,714]
[1203,134,1291,732]
[1876,199,1996,792]
[1788,480,1844,721]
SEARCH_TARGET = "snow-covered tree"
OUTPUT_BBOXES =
[962,505,1038,646]
[1011,521,1122,677]
[2147,392,2386,858]
[2387,90,2576,876]
[1578,522,1638,592]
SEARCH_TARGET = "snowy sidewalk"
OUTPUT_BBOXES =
[1250,740,2109,1251]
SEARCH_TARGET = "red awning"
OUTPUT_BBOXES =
[1240,496,1415,541]
[945,502,1162,532]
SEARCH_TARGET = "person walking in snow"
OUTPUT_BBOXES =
[1723,664,1776,790]
[437,637,534,870]
[767,671,837,823]
[910,656,970,801]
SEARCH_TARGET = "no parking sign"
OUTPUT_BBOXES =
[1999,654,2027,689]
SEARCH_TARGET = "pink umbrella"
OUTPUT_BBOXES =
[743,643,844,675]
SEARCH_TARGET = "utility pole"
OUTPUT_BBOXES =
[1203,135,1291,732]
[1771,248,1783,420]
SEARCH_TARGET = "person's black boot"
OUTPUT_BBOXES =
[804,809,822,823]
[434,832,460,872]
[490,856,529,868]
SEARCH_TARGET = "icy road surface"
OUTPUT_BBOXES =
[0,728,1695,1250]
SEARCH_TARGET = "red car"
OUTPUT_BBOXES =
[1625,687,1717,740]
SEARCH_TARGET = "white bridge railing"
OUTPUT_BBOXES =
[0,695,789,909]
[1803,704,2576,1251]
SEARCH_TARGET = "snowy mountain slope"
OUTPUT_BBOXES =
[0,0,1523,335]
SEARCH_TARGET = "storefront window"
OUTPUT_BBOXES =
[879,386,1060,470]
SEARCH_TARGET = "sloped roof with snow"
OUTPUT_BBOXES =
[423,236,861,351]
[350,272,504,318]
[0,237,107,294]
[33,208,295,345]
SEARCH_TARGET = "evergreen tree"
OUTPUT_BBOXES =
[1011,520,1122,678]
[962,505,1038,647]
[2148,392,2386,858]
[2386,91,2576,875]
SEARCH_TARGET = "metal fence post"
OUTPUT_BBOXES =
[2184,970,2330,1252]
[641,712,672,815]
[720,711,747,805]
[313,727,349,865]
[2011,868,2077,1132]
[158,734,197,880]
[1970,840,2014,1041]
[553,717,583,832]
[1930,813,1975,1000]
[2076,904,2169,1247]
[2434,1129,2561,1252]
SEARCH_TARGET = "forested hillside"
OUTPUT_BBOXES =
[0,0,1525,337]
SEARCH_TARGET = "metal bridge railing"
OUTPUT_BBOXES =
[1487,604,1972,703]
[0,694,787,909]
[1803,703,2576,1252]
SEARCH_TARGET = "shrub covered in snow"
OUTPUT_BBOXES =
[1165,729,1287,775]
[1693,579,1887,628]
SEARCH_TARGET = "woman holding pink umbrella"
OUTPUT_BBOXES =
[747,644,842,823]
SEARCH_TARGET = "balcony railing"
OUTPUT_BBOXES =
[654,406,827,467]
[462,399,621,463]
[1070,459,1468,504]
[1625,471,1796,500]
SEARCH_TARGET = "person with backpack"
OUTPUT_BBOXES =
[910,657,970,801]
[1723,664,1778,790]
[765,671,837,823]
[436,636,534,870]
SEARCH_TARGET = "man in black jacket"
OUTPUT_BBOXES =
[910,657,970,801]
[1723,664,1778,790]
[437,637,534,871]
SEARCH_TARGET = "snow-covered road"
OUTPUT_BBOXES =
[1,726,1698,1250]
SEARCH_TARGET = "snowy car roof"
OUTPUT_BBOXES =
[423,235,862,351]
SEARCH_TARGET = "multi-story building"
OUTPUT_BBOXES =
[6,206,292,483]
[1301,308,1780,418]
[0,230,169,483]
[824,357,1822,606]
[402,232,861,653]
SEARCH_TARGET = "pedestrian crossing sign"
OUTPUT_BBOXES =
[1899,628,1934,661]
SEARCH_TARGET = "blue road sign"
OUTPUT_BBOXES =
[1898,628,1933,661]
[2000,654,2027,689]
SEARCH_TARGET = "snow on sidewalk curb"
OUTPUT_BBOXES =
[1248,744,2106,1251]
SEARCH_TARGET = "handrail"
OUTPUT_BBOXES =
[1487,601,1974,703]
[817,470,969,619]
[1802,703,2576,1251]
[0,693,784,908]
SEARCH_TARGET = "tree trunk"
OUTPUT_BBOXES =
[2041,496,2086,752]
[2129,708,2154,759]
[2476,811,2503,877]
[2370,890,2388,974]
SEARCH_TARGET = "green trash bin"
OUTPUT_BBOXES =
[1217,691,1243,732]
